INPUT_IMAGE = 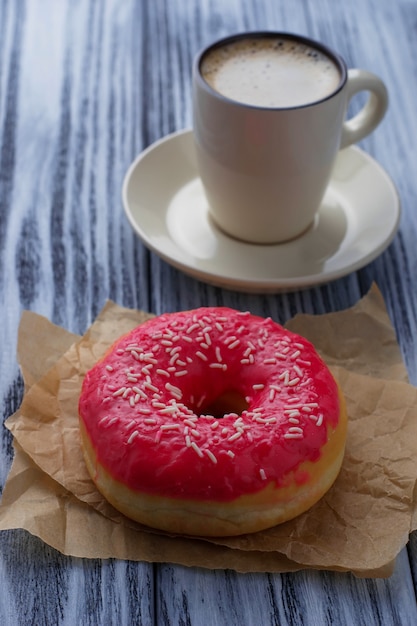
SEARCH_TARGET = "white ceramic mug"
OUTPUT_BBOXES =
[192,32,388,244]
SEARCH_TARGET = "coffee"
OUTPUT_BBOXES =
[200,37,341,108]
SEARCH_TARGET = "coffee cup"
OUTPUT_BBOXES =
[192,32,388,244]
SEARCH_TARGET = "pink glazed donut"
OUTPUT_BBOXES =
[78,307,347,536]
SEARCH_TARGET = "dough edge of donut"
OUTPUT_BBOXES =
[78,387,347,537]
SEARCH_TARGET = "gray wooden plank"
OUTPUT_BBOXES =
[0,0,417,624]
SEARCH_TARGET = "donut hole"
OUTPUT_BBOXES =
[200,390,249,419]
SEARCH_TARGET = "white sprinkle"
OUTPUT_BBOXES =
[105,365,114,372]
[196,351,208,362]
[156,369,170,378]
[275,352,287,360]
[225,336,237,345]
[283,433,303,439]
[228,339,241,350]
[240,358,250,365]
[127,430,139,444]
[126,374,139,383]
[144,418,157,425]
[161,340,173,347]
[158,406,179,415]
[151,401,165,409]
[302,406,312,413]
[116,349,124,355]
[293,365,303,378]
[259,468,267,480]
[264,358,277,365]
[187,323,200,334]
[160,424,181,431]
[209,363,224,369]
[227,450,235,459]
[297,359,312,366]
[169,353,180,366]
[140,353,158,365]
[288,417,300,424]
[211,421,220,429]
[112,386,127,397]
[316,413,324,427]
[287,377,300,387]
[269,388,276,402]
[191,442,204,457]
[294,342,304,349]
[290,350,301,360]
[174,370,188,377]
[204,332,212,346]
[184,419,198,428]
[253,384,265,390]
[286,397,301,405]
[182,335,193,343]
[254,416,276,424]
[288,426,303,434]
[165,383,182,398]
[144,381,159,393]
[205,449,218,464]
[299,377,313,387]
[215,322,223,332]
[129,396,136,407]
[196,394,206,409]
[99,416,118,428]
[215,346,222,362]
[191,429,201,438]
[228,431,242,442]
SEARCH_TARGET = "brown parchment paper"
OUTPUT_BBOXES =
[1,284,417,578]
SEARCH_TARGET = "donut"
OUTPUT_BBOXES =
[78,307,347,537]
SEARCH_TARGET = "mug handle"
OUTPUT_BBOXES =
[340,69,388,149]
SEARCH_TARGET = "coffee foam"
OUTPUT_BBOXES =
[201,37,341,108]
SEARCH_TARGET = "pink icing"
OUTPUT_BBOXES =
[78,307,340,501]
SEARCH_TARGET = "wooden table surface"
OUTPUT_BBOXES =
[1,0,417,624]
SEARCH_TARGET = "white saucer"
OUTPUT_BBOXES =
[122,129,400,293]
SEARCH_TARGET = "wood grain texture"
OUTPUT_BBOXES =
[1,0,417,624]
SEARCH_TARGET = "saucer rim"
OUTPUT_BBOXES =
[122,128,401,293]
